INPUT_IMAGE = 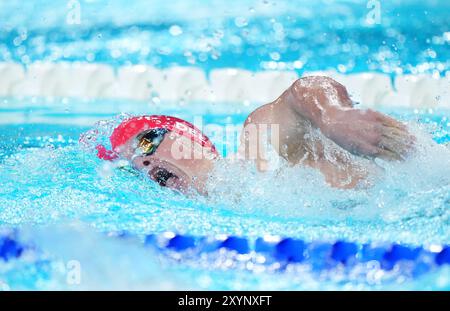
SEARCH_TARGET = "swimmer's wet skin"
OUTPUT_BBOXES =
[96,76,415,193]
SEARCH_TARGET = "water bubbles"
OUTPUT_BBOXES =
[269,52,280,61]
[98,161,115,179]
[150,91,161,105]
[426,49,437,59]
[198,53,208,62]
[13,37,22,46]
[21,55,30,64]
[18,27,28,41]
[86,53,95,62]
[273,22,284,34]
[169,25,183,36]
[157,47,172,55]
[0,0,449,290]
[110,49,122,58]
[0,281,11,291]
[185,54,196,65]
[0,0,445,76]
[234,17,248,28]
[229,35,242,46]
[211,49,221,60]
[211,29,223,41]
[337,64,347,73]
[442,32,450,43]
[293,60,304,69]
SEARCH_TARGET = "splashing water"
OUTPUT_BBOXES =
[0,104,449,290]
[1,0,449,291]
[207,123,450,223]
[3,109,447,243]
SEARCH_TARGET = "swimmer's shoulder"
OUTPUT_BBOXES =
[243,101,278,127]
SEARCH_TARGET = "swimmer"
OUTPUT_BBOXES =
[95,76,415,194]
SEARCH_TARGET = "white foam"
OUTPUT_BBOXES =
[206,124,450,229]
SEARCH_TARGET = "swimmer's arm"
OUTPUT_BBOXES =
[284,76,415,161]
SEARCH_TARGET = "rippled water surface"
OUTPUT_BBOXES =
[0,101,449,289]
[1,0,449,74]
[0,0,449,290]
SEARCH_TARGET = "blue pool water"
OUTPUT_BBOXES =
[0,0,449,75]
[1,0,450,290]
[0,100,449,290]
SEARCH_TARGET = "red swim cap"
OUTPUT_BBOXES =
[96,115,218,161]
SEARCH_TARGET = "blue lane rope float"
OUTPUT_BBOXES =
[135,232,450,272]
[0,233,25,262]
[2,230,450,275]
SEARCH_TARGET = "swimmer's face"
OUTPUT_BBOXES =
[119,130,216,195]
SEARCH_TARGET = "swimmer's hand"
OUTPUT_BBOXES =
[321,108,415,161]
[286,76,415,161]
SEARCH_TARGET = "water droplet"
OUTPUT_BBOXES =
[337,64,347,73]
[111,49,122,58]
[150,92,161,105]
[21,55,30,64]
[234,17,248,28]
[270,52,280,61]
[293,60,304,69]
[198,53,208,62]
[211,49,220,60]
[169,25,183,36]
[213,29,224,39]
[86,53,95,62]
[13,37,22,46]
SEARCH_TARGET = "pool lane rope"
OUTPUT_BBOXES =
[2,231,450,274]
[115,232,450,272]
[0,233,25,262]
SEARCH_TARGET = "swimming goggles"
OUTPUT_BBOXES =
[135,128,168,156]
